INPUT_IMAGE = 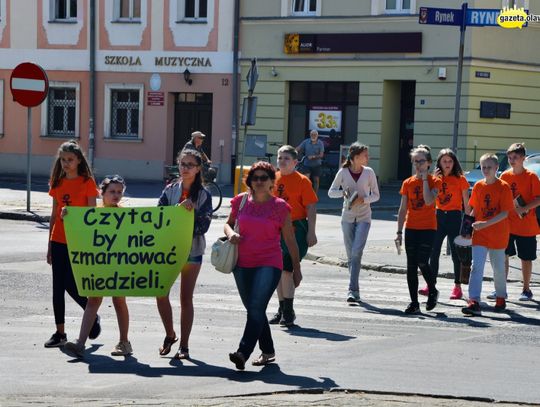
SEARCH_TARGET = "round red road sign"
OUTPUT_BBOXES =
[10,62,49,107]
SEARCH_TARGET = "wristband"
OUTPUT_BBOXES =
[396,231,403,235]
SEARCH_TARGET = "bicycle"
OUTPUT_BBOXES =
[164,164,223,213]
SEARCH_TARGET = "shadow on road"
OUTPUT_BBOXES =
[282,325,355,342]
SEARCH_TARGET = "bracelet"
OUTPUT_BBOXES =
[396,231,403,235]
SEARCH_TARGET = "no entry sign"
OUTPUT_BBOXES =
[10,62,49,107]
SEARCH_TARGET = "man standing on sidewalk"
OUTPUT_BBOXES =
[270,145,318,326]
[296,130,325,194]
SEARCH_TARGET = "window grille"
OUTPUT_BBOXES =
[48,87,76,136]
[111,90,140,138]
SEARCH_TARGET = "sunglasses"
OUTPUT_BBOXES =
[413,159,427,165]
[180,162,199,170]
[102,174,125,184]
[251,175,270,182]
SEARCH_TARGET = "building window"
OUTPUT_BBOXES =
[292,0,317,15]
[115,0,141,21]
[178,0,208,21]
[104,84,144,139]
[40,82,80,138]
[51,0,77,20]
[385,0,411,13]
[0,80,3,136]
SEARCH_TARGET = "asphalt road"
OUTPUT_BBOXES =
[1,218,540,406]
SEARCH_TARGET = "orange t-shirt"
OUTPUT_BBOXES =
[500,169,540,237]
[469,179,513,249]
[436,175,469,211]
[274,171,318,221]
[48,176,99,244]
[400,175,440,230]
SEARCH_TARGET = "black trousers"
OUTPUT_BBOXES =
[429,210,462,284]
[50,241,87,325]
[405,229,436,304]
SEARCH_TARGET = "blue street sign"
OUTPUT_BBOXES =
[466,9,500,26]
[419,7,463,26]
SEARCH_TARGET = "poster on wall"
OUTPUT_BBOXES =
[308,106,343,153]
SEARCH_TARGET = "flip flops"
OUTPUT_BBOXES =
[159,336,178,356]
[174,346,190,360]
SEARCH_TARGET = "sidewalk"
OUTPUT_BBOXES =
[1,174,537,287]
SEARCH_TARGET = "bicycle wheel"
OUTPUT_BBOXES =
[205,182,223,213]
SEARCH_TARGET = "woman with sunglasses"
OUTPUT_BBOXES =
[396,145,441,314]
[155,150,213,360]
[225,161,301,370]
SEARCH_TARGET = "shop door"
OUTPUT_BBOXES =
[172,93,213,164]
[397,81,416,180]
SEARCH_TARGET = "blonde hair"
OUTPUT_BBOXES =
[479,153,498,167]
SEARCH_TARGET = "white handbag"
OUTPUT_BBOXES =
[211,193,248,274]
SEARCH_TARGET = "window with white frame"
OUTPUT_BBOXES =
[41,82,80,138]
[385,0,411,14]
[180,0,208,21]
[104,84,143,139]
[114,0,141,21]
[51,0,77,20]
[502,0,529,8]
[292,0,317,15]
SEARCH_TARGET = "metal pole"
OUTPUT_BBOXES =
[88,0,96,169]
[452,2,467,153]
[231,0,240,185]
[26,107,32,212]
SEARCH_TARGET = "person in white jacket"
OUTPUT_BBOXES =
[328,143,380,302]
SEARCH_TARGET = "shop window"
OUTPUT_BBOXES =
[179,0,208,21]
[104,84,144,140]
[292,0,317,15]
[40,82,80,138]
[114,0,141,21]
[51,0,77,21]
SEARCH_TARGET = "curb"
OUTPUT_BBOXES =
[0,211,49,223]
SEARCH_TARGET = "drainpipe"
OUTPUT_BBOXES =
[230,0,240,183]
[88,0,96,169]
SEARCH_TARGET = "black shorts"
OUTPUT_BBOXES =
[281,219,309,271]
[505,234,537,261]
[305,165,321,178]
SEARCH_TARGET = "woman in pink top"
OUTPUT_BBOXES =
[225,161,301,370]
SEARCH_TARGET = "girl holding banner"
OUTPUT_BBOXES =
[156,150,213,360]
[65,175,133,358]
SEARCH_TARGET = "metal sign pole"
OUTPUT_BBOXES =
[26,107,32,212]
[452,2,468,153]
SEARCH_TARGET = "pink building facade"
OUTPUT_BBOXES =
[0,0,234,181]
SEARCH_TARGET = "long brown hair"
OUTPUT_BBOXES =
[342,142,368,168]
[49,140,94,188]
[436,148,464,177]
[177,149,204,203]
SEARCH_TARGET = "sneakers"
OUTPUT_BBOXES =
[44,331,67,348]
[64,340,85,358]
[269,311,282,325]
[404,302,420,314]
[450,285,463,300]
[519,289,533,301]
[347,291,361,303]
[462,300,482,316]
[88,315,101,340]
[280,310,296,327]
[426,289,439,311]
[111,341,133,356]
[418,285,429,296]
[229,351,246,370]
[486,291,497,300]
[494,297,506,312]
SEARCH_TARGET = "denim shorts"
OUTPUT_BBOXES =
[187,254,203,265]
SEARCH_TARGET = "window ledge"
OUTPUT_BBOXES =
[111,19,142,24]
[176,19,208,24]
[47,19,78,24]
[40,134,79,139]
[104,137,143,143]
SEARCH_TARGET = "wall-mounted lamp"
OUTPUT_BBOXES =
[271,66,278,77]
[183,68,193,86]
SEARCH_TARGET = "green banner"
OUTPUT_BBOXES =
[64,206,194,297]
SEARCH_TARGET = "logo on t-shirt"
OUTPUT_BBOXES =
[411,186,425,209]
[438,182,452,206]
[62,194,72,206]
[482,193,497,218]
[510,182,518,198]
[276,183,288,201]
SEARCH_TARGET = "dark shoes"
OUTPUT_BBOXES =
[269,311,282,325]
[44,331,67,348]
[494,297,506,312]
[280,310,296,327]
[229,351,246,370]
[426,289,439,311]
[88,315,101,340]
[404,302,420,314]
[462,300,482,316]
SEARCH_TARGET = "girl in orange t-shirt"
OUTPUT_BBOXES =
[396,145,440,314]
[44,140,99,349]
[422,149,470,300]
[64,175,133,358]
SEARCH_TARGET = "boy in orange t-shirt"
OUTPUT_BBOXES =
[499,143,540,301]
[462,153,514,317]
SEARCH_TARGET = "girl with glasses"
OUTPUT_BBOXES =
[396,145,441,314]
[65,175,132,358]
[155,150,213,360]
[225,161,301,370]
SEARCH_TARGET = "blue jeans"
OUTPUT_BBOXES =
[468,246,507,302]
[233,266,281,359]
[341,220,371,293]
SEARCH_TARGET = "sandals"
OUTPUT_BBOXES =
[252,353,275,366]
[229,351,246,370]
[159,335,178,356]
[173,346,190,360]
